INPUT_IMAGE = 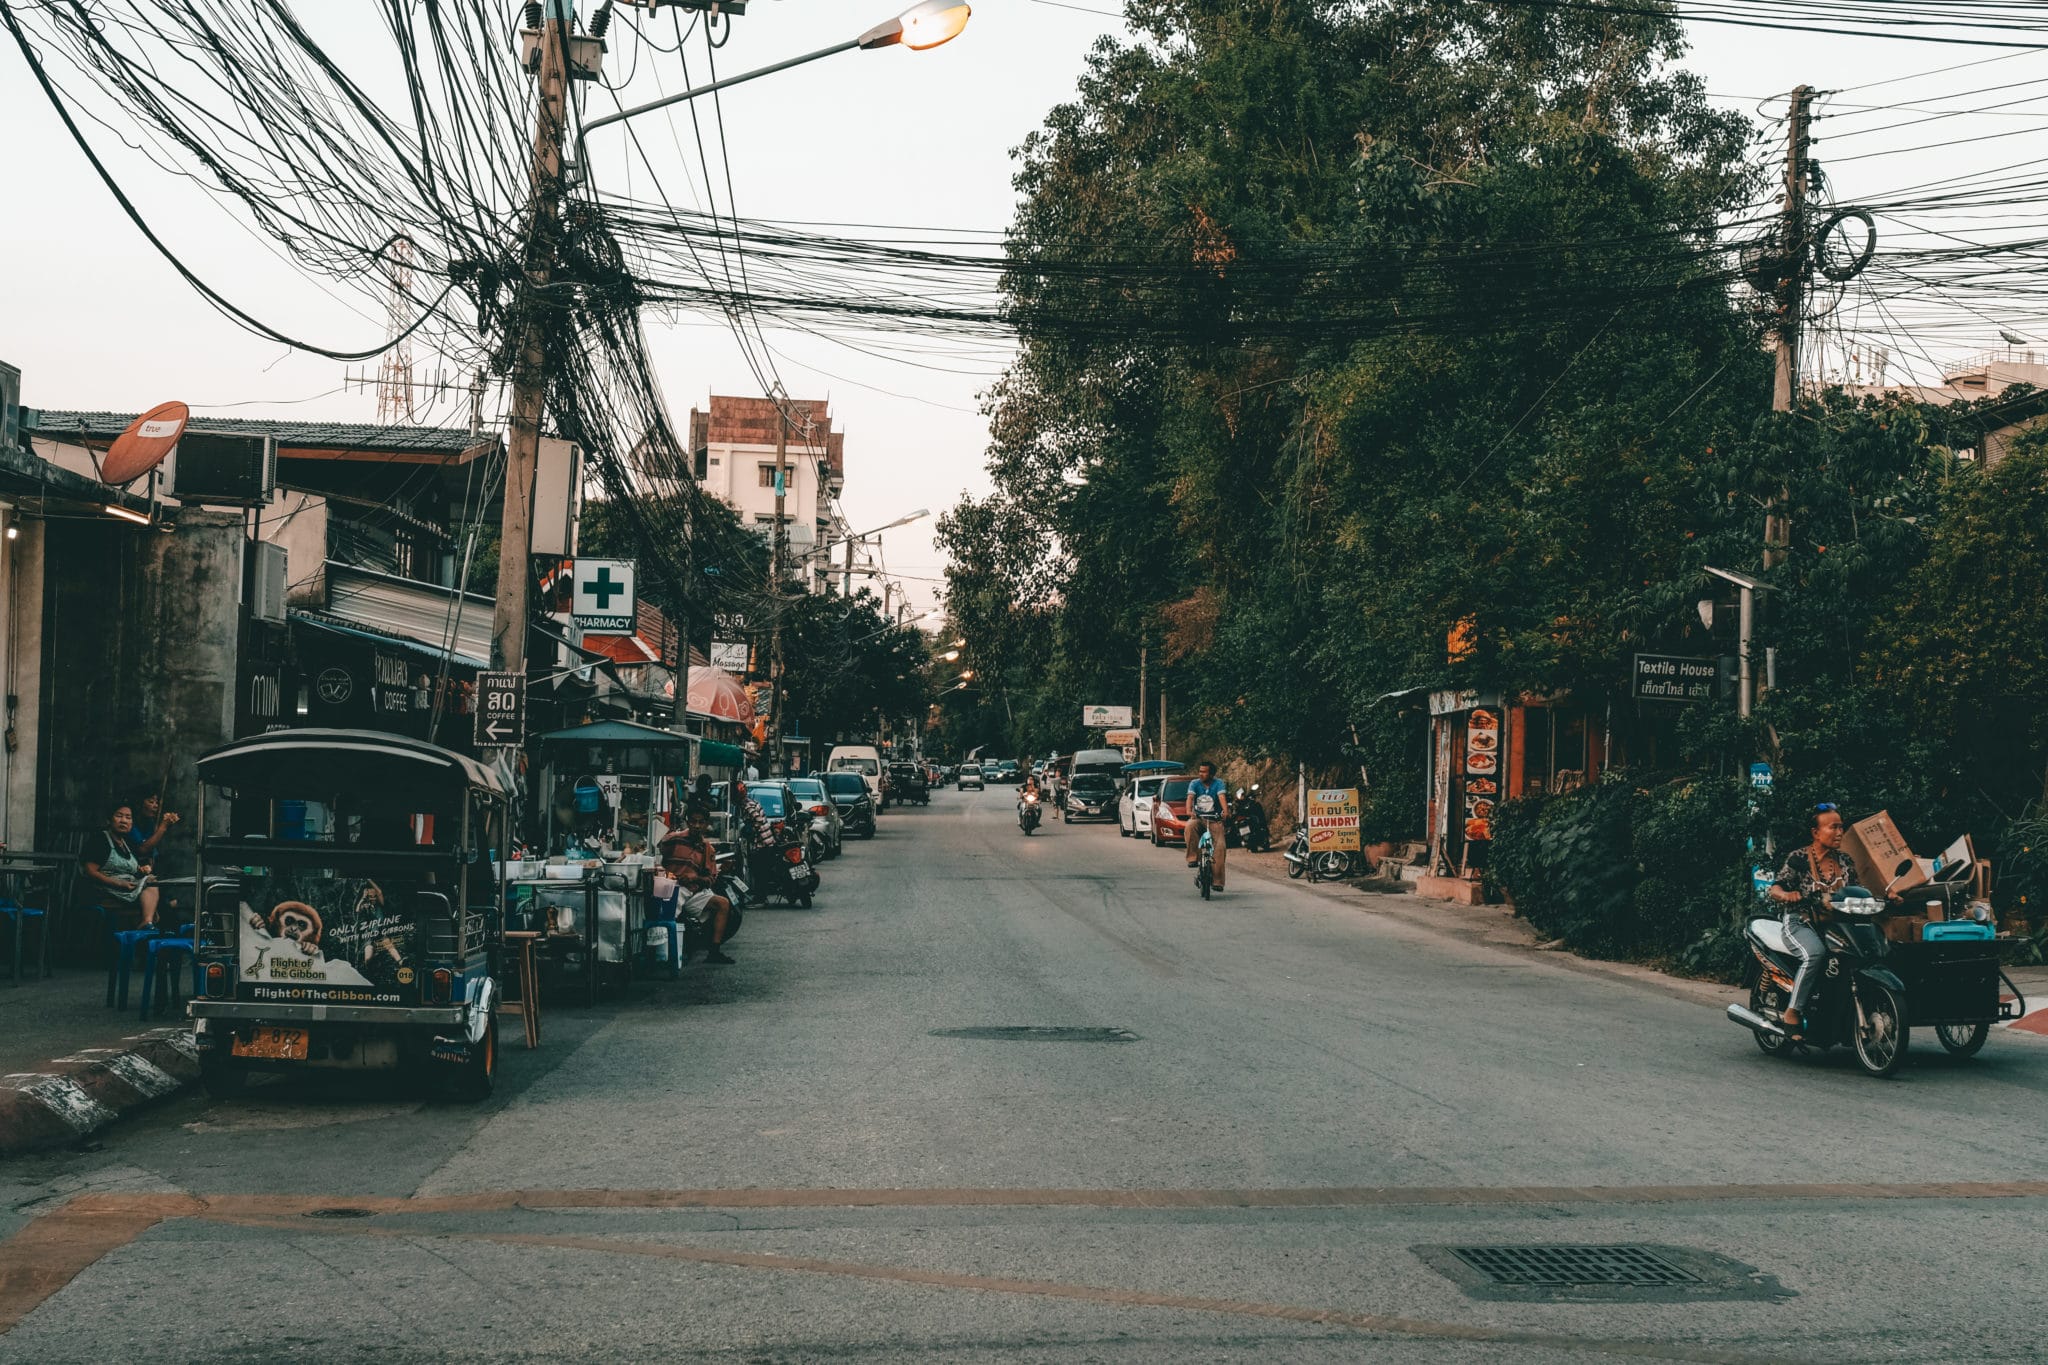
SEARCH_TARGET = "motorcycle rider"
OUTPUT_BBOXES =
[1183,761,1231,890]
[1017,772,1044,828]
[1767,802,1859,1037]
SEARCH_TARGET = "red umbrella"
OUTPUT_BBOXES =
[687,667,753,722]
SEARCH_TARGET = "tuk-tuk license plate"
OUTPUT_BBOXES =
[232,1027,310,1060]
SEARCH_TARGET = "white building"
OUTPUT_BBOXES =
[688,395,845,582]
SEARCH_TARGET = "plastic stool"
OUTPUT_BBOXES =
[1,901,50,984]
[138,924,197,1020]
[106,925,164,1009]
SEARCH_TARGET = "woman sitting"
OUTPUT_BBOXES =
[83,799,161,929]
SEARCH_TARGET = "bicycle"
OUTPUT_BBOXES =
[1195,824,1215,900]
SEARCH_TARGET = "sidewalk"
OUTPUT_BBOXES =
[0,967,199,1158]
[1229,848,2048,1033]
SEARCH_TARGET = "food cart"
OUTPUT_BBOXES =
[532,721,743,979]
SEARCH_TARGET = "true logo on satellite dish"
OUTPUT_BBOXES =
[100,401,189,486]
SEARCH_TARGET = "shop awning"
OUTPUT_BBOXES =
[697,739,747,770]
[291,610,488,670]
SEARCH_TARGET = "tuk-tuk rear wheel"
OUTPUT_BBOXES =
[1936,1021,1989,1057]
[200,1053,249,1098]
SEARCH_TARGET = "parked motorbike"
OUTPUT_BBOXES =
[792,804,831,865]
[1283,825,1353,881]
[1018,789,1043,835]
[1231,785,1271,852]
[1726,886,1911,1078]
[749,822,821,909]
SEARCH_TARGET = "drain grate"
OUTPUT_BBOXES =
[931,1026,1138,1043]
[1451,1245,1701,1288]
[304,1207,377,1219]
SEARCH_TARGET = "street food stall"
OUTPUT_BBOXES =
[533,720,703,980]
[1423,689,1609,900]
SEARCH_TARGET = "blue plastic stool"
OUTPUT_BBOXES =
[0,900,50,984]
[106,923,164,1009]
[138,924,197,1020]
[642,891,684,977]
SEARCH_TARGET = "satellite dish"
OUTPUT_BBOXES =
[100,401,189,485]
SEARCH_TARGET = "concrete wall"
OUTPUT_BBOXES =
[0,511,42,849]
[38,506,244,875]
[259,491,328,606]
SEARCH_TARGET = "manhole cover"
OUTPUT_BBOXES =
[304,1207,377,1219]
[930,1026,1139,1043]
[1452,1245,1699,1288]
[1413,1244,1791,1304]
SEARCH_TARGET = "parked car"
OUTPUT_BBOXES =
[823,770,878,838]
[1150,777,1193,847]
[784,776,845,857]
[826,744,886,808]
[1118,774,1173,839]
[1063,771,1119,822]
[957,763,984,791]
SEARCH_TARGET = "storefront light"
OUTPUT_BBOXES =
[103,503,153,527]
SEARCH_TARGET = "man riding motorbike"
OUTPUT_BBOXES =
[1183,761,1230,891]
[1017,773,1045,833]
[1766,802,1858,1038]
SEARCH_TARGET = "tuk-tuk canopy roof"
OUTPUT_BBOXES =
[1121,760,1183,774]
[198,728,507,795]
[537,719,693,748]
[537,718,695,776]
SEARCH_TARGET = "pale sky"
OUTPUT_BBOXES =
[3,3,2042,618]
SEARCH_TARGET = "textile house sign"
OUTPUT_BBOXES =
[1632,653,1717,704]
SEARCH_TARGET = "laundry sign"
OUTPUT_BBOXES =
[1306,788,1360,852]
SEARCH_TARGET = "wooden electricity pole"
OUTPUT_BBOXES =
[766,405,791,772]
[1765,84,1815,572]
[491,12,573,675]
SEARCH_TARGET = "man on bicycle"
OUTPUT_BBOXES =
[1184,761,1231,890]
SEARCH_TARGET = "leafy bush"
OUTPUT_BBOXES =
[1493,770,1756,975]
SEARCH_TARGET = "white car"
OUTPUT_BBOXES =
[1118,774,1169,838]
[957,763,985,791]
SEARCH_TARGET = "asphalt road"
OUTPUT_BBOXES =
[4,787,2047,1363]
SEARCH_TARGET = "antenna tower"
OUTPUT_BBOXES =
[376,235,417,423]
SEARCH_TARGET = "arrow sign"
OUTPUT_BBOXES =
[475,671,525,750]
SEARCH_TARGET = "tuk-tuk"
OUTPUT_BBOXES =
[888,761,930,806]
[187,729,510,1100]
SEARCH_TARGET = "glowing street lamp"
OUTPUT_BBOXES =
[577,4,971,175]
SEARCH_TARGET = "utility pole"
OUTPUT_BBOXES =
[842,529,856,597]
[1136,644,1147,761]
[1765,84,1814,572]
[491,6,574,675]
[766,406,791,774]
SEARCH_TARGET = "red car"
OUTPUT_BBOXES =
[1149,778,1193,847]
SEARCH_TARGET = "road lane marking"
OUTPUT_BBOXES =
[187,1214,1805,1365]
[12,1179,2048,1338]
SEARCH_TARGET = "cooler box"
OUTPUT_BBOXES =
[1920,920,1995,942]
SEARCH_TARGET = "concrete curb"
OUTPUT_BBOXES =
[0,1027,198,1158]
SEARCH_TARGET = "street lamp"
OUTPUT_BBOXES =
[576,4,971,175]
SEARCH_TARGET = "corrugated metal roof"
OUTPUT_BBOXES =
[28,409,483,456]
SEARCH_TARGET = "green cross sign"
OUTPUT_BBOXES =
[582,566,626,609]
[571,558,636,630]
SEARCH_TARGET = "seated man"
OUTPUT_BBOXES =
[659,805,734,965]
